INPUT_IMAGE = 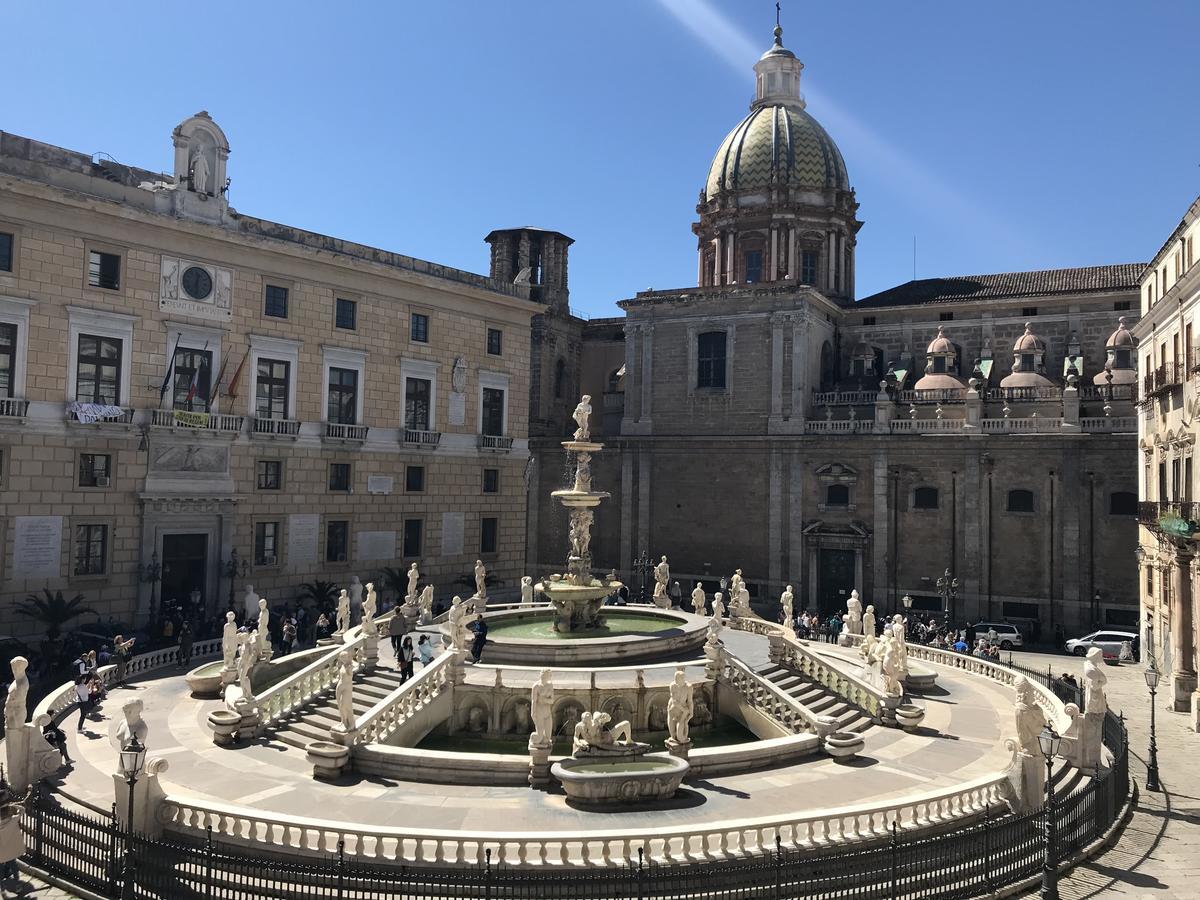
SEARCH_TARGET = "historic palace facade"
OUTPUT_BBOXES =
[0,114,538,631]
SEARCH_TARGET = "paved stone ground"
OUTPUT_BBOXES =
[1005,648,1198,900]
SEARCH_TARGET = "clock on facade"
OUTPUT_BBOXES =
[182,265,213,300]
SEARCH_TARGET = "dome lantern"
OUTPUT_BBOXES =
[752,24,805,111]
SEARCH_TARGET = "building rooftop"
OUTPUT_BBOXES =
[853,263,1145,309]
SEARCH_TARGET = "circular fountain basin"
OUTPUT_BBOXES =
[551,753,689,806]
[458,606,708,666]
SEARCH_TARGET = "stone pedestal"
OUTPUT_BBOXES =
[4,725,31,791]
[879,695,901,727]
[220,666,237,686]
[837,632,853,647]
[112,759,169,837]
[362,632,379,671]
[1074,712,1105,775]
[307,741,351,780]
[528,739,552,788]
[234,702,261,737]
[208,709,242,746]
[471,593,487,614]
[401,603,420,633]
[450,649,469,686]
[665,738,691,761]
[1008,748,1046,814]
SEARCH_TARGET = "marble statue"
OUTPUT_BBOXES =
[257,598,270,657]
[712,592,726,620]
[349,576,364,620]
[406,562,420,601]
[236,632,258,706]
[335,650,355,731]
[691,583,706,615]
[707,615,723,644]
[452,356,467,393]
[568,509,594,564]
[863,604,877,637]
[571,394,592,442]
[667,669,694,746]
[521,576,534,607]
[891,613,909,677]
[571,711,634,756]
[846,590,863,635]
[780,585,794,624]
[191,151,209,194]
[419,585,434,625]
[221,612,237,670]
[1010,676,1047,811]
[1083,647,1108,717]
[448,596,468,652]
[878,626,903,697]
[4,657,28,732]
[573,454,592,493]
[335,589,351,635]
[362,583,377,633]
[115,699,148,773]
[474,560,488,599]
[731,584,751,617]
[530,669,554,745]
[729,569,744,603]
[653,556,670,604]
[242,585,260,622]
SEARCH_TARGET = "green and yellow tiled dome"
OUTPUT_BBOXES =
[704,104,849,198]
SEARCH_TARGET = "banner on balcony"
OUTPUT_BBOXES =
[173,411,211,428]
[1158,514,1198,539]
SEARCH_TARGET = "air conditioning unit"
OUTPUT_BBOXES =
[95,476,110,487]
[262,555,276,566]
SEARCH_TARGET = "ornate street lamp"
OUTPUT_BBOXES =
[222,548,249,610]
[632,551,652,605]
[119,734,147,899]
[1144,660,1162,792]
[137,551,162,625]
[1038,722,1062,900]
[936,568,959,625]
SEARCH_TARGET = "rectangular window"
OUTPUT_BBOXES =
[405,465,425,493]
[256,460,282,490]
[87,251,120,290]
[0,233,12,272]
[481,387,505,436]
[264,284,289,318]
[255,359,290,419]
[744,250,763,284]
[327,366,358,425]
[328,462,352,492]
[861,316,876,326]
[482,467,500,494]
[1021,307,1038,318]
[75,334,123,405]
[403,518,423,558]
[1114,300,1132,311]
[325,520,349,563]
[410,312,429,343]
[405,377,432,431]
[486,327,503,356]
[696,331,727,389]
[0,323,16,398]
[480,516,498,555]
[335,297,357,330]
[78,453,111,488]
[800,250,818,286]
[254,522,279,566]
[939,312,954,322]
[73,524,107,576]
[172,348,212,412]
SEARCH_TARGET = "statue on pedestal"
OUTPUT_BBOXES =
[652,556,670,607]
[236,632,258,708]
[1083,647,1108,717]
[847,591,863,635]
[418,585,434,625]
[448,597,468,652]
[780,585,794,624]
[691,583,706,615]
[571,395,592,442]
[242,585,260,622]
[221,612,238,671]
[1009,676,1047,812]
[474,560,488,600]
[571,711,636,756]
[521,576,535,607]
[4,657,28,733]
[349,576,364,621]
[863,604,877,637]
[335,650,355,731]
[878,626,903,697]
[362,583,377,633]
[406,563,420,603]
[712,592,726,620]
[530,669,554,746]
[257,598,270,658]
[667,669,694,746]
[115,699,148,773]
[335,589,351,635]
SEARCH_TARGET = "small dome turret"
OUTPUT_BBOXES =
[1001,323,1054,389]
[1095,316,1137,385]
[915,326,965,390]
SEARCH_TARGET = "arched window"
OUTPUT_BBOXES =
[826,484,850,507]
[697,331,727,389]
[1007,489,1035,513]
[1109,491,1137,516]
[553,358,566,399]
[913,487,939,510]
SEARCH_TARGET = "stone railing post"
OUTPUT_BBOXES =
[964,379,982,431]
[1061,378,1080,432]
[873,385,892,434]
[113,758,170,838]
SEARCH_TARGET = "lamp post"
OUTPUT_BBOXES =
[137,550,162,627]
[1145,660,1162,792]
[222,549,248,610]
[119,734,147,900]
[1038,722,1062,900]
[632,551,651,605]
[936,568,959,627]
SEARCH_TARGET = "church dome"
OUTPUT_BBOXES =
[704,105,849,199]
[1105,316,1135,348]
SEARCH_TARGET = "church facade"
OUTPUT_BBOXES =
[517,25,1142,634]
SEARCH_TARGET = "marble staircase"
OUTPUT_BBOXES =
[755,663,874,733]
[265,666,408,750]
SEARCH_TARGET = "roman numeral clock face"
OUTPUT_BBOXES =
[182,265,213,300]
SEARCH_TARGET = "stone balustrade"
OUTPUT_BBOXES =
[718,654,824,735]
[350,651,454,746]
[254,636,366,732]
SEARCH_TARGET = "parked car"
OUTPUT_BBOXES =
[975,622,1024,651]
[1065,630,1138,661]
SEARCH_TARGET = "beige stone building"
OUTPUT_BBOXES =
[0,113,538,634]
[524,25,1142,636]
[1133,194,1200,725]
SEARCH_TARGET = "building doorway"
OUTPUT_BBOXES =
[161,533,208,616]
[818,548,855,616]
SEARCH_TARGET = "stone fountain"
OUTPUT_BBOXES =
[540,395,623,632]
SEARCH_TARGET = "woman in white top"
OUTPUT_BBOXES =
[74,676,91,731]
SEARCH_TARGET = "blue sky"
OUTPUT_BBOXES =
[5,1,1198,316]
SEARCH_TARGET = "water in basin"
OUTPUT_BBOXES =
[569,758,677,774]
[488,612,683,640]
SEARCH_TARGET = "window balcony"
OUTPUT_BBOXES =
[0,398,29,419]
[1144,362,1183,399]
[402,429,442,448]
[65,402,135,427]
[251,417,302,439]
[151,408,244,434]
[1138,501,1200,538]
[478,434,514,452]
[324,422,368,443]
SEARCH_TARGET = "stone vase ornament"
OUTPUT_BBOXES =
[894,703,925,731]
[824,731,865,762]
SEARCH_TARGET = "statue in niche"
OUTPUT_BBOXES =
[571,395,593,442]
[691,693,713,727]
[191,150,210,195]
[647,703,667,732]
[666,669,693,745]
[161,259,180,299]
[465,705,487,733]
[452,357,467,393]
[571,711,633,755]
[504,700,532,735]
[530,669,554,745]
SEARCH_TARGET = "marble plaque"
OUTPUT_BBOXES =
[12,516,63,580]
[357,531,396,562]
[441,512,464,557]
[287,514,320,572]
[448,391,466,426]
[366,475,394,495]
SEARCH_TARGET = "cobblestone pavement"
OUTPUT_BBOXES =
[4,872,80,898]
[1009,648,1199,899]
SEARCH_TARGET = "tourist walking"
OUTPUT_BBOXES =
[281,618,297,655]
[177,621,194,668]
[399,635,415,683]
[388,611,405,661]
[74,676,91,731]
[112,635,135,685]
[469,614,489,664]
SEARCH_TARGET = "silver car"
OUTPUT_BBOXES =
[976,622,1024,650]
[1065,630,1138,660]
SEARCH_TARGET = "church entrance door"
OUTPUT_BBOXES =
[818,548,855,617]
[161,533,207,616]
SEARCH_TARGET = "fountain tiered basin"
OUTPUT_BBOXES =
[552,753,690,806]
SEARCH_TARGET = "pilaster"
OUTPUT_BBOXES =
[1171,545,1196,711]
[768,448,784,594]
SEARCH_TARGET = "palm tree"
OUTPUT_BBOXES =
[377,567,408,604]
[297,579,338,609]
[16,589,95,642]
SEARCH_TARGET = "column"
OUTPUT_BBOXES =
[620,449,634,579]
[526,451,540,572]
[790,315,807,422]
[768,449,784,593]
[725,231,735,284]
[712,234,722,286]
[621,324,639,431]
[769,226,779,282]
[789,451,805,594]
[825,232,836,293]
[640,324,654,426]
[637,447,652,563]
[769,314,785,421]
[787,227,798,281]
[1171,544,1196,711]
[872,451,890,608]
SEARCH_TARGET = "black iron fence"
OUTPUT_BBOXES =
[1003,658,1085,712]
[23,714,1129,899]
